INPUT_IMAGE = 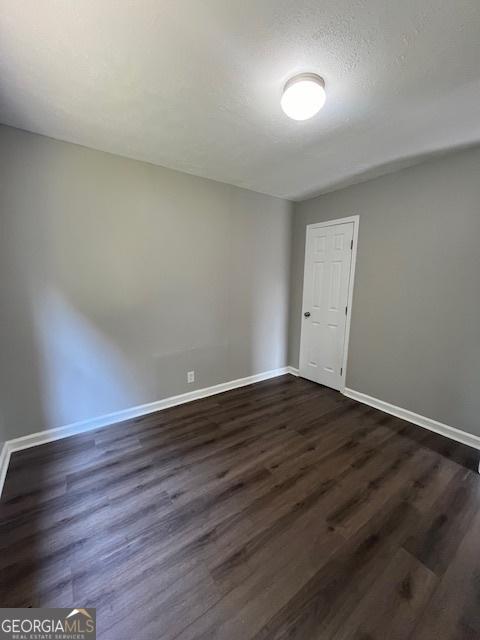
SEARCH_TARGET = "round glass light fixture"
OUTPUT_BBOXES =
[281,73,326,121]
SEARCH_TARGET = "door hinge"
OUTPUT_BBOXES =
[350,239,353,250]
[345,306,348,315]
[340,367,343,376]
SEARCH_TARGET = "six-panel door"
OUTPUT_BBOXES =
[299,222,354,390]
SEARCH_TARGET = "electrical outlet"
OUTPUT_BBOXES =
[187,370,195,384]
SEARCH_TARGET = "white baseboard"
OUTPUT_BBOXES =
[4,370,476,498]
[0,366,292,498]
[343,387,480,453]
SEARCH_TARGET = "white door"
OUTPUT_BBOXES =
[299,221,355,390]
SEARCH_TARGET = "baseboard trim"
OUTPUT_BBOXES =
[343,387,480,452]
[4,371,475,498]
[0,366,292,498]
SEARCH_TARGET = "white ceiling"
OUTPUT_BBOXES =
[1,0,480,200]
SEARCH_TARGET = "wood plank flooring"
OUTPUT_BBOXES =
[1,374,479,639]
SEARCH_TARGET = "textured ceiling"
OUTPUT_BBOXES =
[1,0,480,200]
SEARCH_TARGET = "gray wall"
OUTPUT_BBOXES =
[2,122,478,444]
[289,146,480,437]
[0,411,5,455]
[0,125,292,440]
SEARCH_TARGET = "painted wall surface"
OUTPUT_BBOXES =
[289,146,480,437]
[0,412,5,455]
[2,123,479,444]
[0,125,292,439]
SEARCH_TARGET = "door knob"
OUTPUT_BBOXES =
[304,311,311,317]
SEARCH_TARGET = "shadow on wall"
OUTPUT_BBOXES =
[32,288,142,431]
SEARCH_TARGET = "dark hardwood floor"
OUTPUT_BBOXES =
[1,374,479,639]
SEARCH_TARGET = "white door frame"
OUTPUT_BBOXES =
[300,215,359,392]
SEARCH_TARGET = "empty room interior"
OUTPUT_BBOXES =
[1,1,480,639]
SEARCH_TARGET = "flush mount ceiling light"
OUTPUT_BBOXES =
[281,73,326,121]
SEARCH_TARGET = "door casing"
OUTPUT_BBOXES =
[299,215,359,392]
